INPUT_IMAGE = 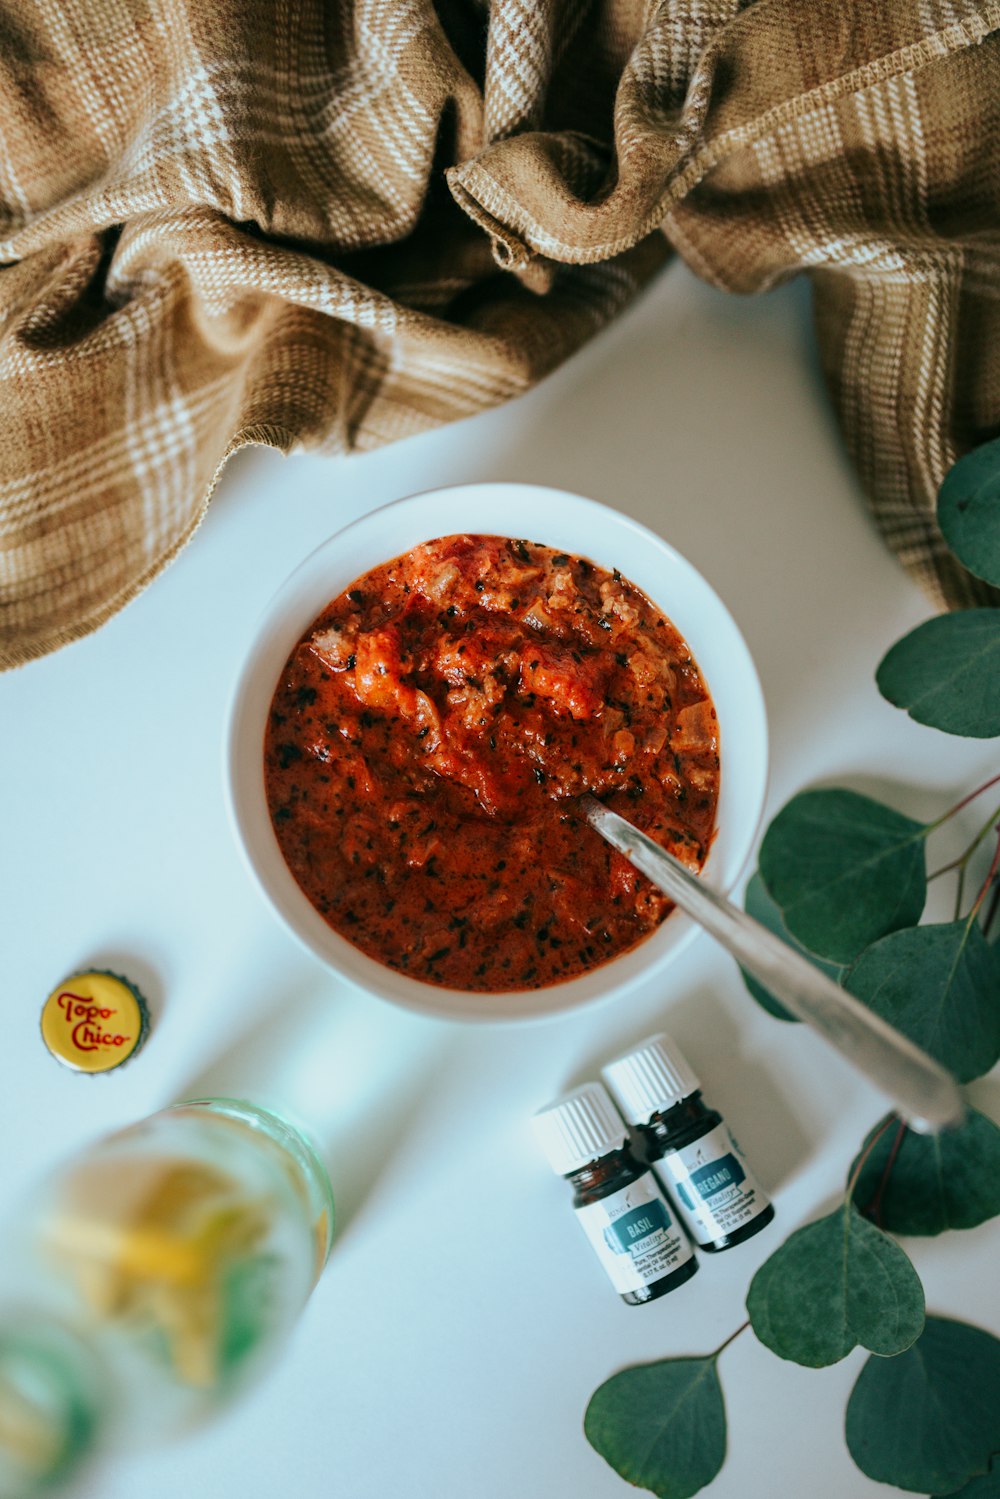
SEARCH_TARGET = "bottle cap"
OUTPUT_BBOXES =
[532,1082,629,1176]
[40,971,149,1074]
[602,1033,700,1123]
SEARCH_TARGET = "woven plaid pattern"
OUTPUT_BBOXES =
[1,1,998,667]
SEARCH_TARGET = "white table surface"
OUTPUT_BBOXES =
[3,259,998,1499]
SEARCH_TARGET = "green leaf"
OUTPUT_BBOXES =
[938,435,1000,588]
[757,789,926,963]
[876,610,1000,738]
[846,1316,1000,1493]
[851,1109,1000,1236]
[937,1458,1000,1497]
[584,1356,726,1499]
[745,1202,924,1368]
[740,873,847,1021]
[845,921,1000,1083]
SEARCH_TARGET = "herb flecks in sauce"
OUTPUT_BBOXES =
[264,536,719,991]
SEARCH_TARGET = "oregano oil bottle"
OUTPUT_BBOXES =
[532,1082,697,1305]
[603,1034,774,1253]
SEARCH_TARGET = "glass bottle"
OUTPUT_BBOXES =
[604,1033,774,1253]
[5,1098,334,1447]
[533,1082,697,1305]
[0,1317,102,1498]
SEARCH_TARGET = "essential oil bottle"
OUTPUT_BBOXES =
[603,1034,774,1253]
[532,1081,697,1305]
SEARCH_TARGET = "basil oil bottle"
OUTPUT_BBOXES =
[532,1082,697,1304]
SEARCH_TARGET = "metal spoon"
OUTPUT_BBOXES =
[582,796,964,1135]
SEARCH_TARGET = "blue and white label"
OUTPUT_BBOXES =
[575,1172,694,1295]
[655,1124,770,1245]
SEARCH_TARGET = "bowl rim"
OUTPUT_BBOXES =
[225,480,769,1023]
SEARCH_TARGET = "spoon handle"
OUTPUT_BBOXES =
[583,797,964,1135]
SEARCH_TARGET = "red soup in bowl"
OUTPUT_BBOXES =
[264,534,719,993]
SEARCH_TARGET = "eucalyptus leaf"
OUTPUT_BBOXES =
[741,871,848,1021]
[757,789,926,963]
[584,1356,726,1499]
[937,1459,1000,1497]
[851,1109,1000,1235]
[845,921,1000,1083]
[745,1202,924,1368]
[938,435,1000,588]
[876,610,1000,738]
[846,1316,1000,1493]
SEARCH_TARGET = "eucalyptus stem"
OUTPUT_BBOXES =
[712,1321,749,1359]
[968,827,1000,926]
[846,1115,899,1201]
[924,770,1000,833]
[984,878,1000,939]
[862,1118,908,1229]
[928,797,1000,882]
[923,794,1000,921]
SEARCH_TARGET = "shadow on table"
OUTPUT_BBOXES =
[175,977,461,1245]
[565,980,819,1194]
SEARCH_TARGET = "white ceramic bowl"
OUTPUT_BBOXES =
[226,483,768,1022]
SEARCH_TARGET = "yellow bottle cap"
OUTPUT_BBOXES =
[40,971,149,1074]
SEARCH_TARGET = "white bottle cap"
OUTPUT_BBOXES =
[602,1033,700,1124]
[532,1082,629,1176]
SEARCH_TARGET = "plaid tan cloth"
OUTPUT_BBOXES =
[1,0,998,668]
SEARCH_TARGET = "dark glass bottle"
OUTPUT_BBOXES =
[604,1035,774,1254]
[533,1082,697,1305]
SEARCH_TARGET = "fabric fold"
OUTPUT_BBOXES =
[1,0,998,667]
